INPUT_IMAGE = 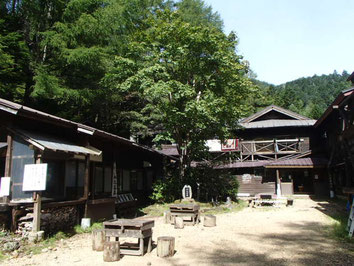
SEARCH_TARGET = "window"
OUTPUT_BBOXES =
[65,160,85,199]
[137,171,143,190]
[122,170,130,191]
[43,160,65,199]
[95,166,104,193]
[94,164,113,195]
[104,167,112,193]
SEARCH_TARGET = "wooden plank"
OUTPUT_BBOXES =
[88,198,116,205]
[104,219,154,228]
[104,228,149,238]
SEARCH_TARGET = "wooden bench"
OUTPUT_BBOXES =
[169,204,200,226]
[252,194,280,207]
[103,219,154,256]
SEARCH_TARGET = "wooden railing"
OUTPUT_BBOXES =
[239,138,309,160]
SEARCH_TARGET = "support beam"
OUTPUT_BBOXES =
[4,134,12,203]
[84,154,90,218]
[32,155,42,232]
[276,169,281,196]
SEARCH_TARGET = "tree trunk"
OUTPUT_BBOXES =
[157,236,175,257]
[103,242,120,262]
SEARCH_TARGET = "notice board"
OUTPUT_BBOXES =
[22,163,48,191]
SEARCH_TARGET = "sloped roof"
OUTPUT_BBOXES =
[240,119,316,129]
[0,98,171,158]
[241,105,312,123]
[13,129,102,156]
[239,105,316,129]
[265,157,328,168]
[315,87,354,128]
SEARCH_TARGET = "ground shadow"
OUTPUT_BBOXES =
[176,219,354,266]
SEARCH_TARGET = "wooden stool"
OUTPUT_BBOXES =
[103,241,120,262]
[163,211,172,224]
[92,229,105,251]
[157,236,175,257]
[174,217,184,229]
[204,215,216,227]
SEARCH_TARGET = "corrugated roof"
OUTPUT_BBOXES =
[265,157,328,168]
[240,119,316,129]
[15,130,102,156]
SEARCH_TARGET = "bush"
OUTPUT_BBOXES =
[150,165,239,203]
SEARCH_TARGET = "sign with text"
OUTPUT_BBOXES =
[0,177,11,196]
[221,139,239,151]
[22,164,48,191]
[182,185,192,199]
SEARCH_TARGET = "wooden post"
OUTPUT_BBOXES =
[157,236,175,257]
[4,134,13,203]
[276,169,281,196]
[32,155,42,232]
[84,154,90,218]
[204,215,216,227]
[103,242,120,262]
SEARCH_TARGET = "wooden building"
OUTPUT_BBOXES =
[0,98,170,231]
[315,81,354,198]
[223,106,328,197]
[161,105,329,198]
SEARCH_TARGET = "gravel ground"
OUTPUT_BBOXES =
[3,198,354,266]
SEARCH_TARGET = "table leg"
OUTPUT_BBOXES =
[147,237,152,253]
[139,238,144,255]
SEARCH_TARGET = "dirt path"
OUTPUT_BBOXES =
[4,198,354,266]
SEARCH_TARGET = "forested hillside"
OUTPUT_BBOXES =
[248,71,352,119]
[0,0,255,176]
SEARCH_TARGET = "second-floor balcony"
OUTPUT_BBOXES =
[240,138,310,160]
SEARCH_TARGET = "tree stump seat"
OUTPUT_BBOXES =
[157,236,175,257]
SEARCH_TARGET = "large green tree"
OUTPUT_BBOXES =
[107,11,252,178]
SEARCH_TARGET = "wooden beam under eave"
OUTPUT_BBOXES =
[265,165,327,169]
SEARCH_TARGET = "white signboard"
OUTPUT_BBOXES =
[0,177,11,196]
[23,164,48,191]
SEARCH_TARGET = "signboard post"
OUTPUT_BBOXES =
[23,163,47,232]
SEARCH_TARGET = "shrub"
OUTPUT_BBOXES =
[150,165,239,203]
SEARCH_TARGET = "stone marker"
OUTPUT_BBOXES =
[157,236,175,257]
[182,185,192,200]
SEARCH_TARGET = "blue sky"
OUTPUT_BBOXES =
[203,0,354,85]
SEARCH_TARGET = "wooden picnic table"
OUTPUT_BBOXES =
[169,204,200,225]
[103,219,154,256]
